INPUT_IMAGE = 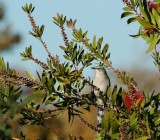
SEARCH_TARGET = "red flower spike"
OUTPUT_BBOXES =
[123,93,132,109]
[123,92,144,109]
[143,28,154,35]
[134,92,144,105]
[147,0,158,10]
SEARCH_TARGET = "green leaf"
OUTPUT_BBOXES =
[110,133,120,139]
[146,34,160,53]
[139,2,149,21]
[72,45,77,61]
[40,25,45,35]
[31,6,35,13]
[97,37,103,46]
[102,116,110,133]
[150,10,156,25]
[127,17,138,24]
[25,71,35,81]
[102,110,113,133]
[82,104,90,111]
[107,87,112,98]
[0,57,6,71]
[20,93,45,106]
[129,34,141,38]
[137,17,152,29]
[105,53,110,60]
[149,106,155,115]
[25,45,32,56]
[121,12,134,18]
[59,46,67,51]
[152,8,160,28]
[135,0,141,5]
[102,44,109,57]
[130,112,137,127]
[123,7,131,11]
[112,86,117,105]
[96,133,102,140]
[36,71,41,81]
[111,117,120,133]
[29,31,38,37]
[63,55,71,60]
[21,57,30,61]
[154,116,160,126]
[26,4,28,10]
[29,4,32,12]
[92,36,97,49]
[130,0,135,7]
[22,6,27,12]
[62,16,66,25]
[83,31,88,37]
[57,77,70,84]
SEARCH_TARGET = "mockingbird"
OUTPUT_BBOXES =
[92,66,110,131]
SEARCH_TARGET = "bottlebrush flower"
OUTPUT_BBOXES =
[134,92,144,105]
[147,0,158,10]
[123,93,132,109]
[123,92,144,109]
[143,28,154,35]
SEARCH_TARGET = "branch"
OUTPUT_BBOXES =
[123,0,160,33]
[27,13,54,60]
[20,53,49,69]
[78,115,98,132]
[0,70,48,92]
[60,25,70,48]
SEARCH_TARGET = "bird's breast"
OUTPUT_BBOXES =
[93,78,108,95]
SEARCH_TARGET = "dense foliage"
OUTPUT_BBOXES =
[1,0,160,139]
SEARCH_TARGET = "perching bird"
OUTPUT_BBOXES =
[92,66,110,131]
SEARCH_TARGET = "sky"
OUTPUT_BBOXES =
[0,0,156,78]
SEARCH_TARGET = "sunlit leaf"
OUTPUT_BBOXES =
[25,71,35,81]
[146,34,160,53]
[152,8,160,28]
[123,7,131,11]
[137,17,152,29]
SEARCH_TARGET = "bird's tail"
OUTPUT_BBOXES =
[97,106,104,131]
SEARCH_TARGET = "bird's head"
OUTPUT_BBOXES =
[92,66,107,76]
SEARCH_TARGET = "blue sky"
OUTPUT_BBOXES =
[0,0,155,77]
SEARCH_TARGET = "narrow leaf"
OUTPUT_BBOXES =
[146,34,160,53]
[127,17,138,24]
[25,71,36,81]
[92,36,96,49]
[137,17,152,29]
[121,12,134,18]
[20,93,44,106]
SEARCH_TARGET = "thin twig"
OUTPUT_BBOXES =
[60,25,70,48]
[29,55,49,69]
[43,123,58,134]
[27,13,53,60]
[78,115,98,132]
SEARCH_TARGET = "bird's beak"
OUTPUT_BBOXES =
[91,67,96,69]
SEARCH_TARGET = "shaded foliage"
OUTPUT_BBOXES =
[1,1,160,139]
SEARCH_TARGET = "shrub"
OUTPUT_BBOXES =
[1,1,160,139]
